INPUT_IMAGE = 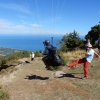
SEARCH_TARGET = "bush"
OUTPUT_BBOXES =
[0,69,7,74]
[35,51,43,57]
[0,58,7,67]
[47,50,68,71]
[0,90,9,100]
[57,50,68,65]
[0,84,2,89]
[6,50,30,61]
[58,31,84,52]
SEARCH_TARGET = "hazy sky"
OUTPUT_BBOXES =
[0,0,100,36]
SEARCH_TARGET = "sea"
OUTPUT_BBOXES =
[0,34,85,52]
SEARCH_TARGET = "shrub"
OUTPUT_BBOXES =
[0,84,2,89]
[0,58,7,67]
[48,66,59,71]
[0,69,7,74]
[57,50,68,65]
[6,50,30,61]
[0,90,9,100]
[35,51,43,57]
[10,67,18,73]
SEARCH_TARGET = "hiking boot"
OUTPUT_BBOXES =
[66,64,69,67]
[81,77,88,80]
[66,64,71,69]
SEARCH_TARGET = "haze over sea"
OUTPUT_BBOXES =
[0,34,85,52]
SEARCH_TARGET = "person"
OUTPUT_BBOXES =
[66,44,100,80]
[42,40,62,69]
[43,40,53,55]
[98,43,100,56]
[30,52,35,63]
[42,40,54,69]
[85,39,91,51]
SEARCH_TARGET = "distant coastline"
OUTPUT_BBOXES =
[0,34,85,52]
[0,47,20,56]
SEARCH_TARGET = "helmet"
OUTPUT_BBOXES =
[44,40,50,46]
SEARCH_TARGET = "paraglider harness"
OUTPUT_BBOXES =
[42,41,62,67]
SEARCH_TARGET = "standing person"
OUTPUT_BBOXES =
[85,39,91,51]
[30,52,35,63]
[98,43,100,56]
[66,44,100,80]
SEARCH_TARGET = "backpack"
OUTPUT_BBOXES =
[42,46,62,66]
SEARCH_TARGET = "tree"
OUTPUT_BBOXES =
[85,25,100,45]
[59,30,84,52]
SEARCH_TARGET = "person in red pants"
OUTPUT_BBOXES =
[66,44,100,80]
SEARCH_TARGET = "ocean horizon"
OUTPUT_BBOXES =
[0,34,85,52]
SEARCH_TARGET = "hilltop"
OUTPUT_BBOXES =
[0,55,100,100]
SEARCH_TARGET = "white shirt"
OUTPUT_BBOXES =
[85,49,94,63]
[31,53,35,58]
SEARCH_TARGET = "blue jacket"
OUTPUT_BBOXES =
[44,44,53,55]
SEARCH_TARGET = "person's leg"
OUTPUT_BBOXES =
[69,59,85,68]
[83,61,90,78]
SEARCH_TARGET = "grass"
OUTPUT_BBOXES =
[64,49,85,61]
[0,90,9,100]
[1,49,100,100]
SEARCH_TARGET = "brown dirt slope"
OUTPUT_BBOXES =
[0,57,100,100]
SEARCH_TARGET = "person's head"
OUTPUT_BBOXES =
[86,44,92,50]
[43,40,50,46]
[87,39,90,42]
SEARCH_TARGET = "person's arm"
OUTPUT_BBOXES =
[94,51,100,58]
[43,47,48,55]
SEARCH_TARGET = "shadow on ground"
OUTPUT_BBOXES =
[25,74,49,80]
[58,73,83,79]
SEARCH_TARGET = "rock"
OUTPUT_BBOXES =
[54,71,65,77]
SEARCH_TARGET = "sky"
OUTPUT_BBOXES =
[0,0,100,37]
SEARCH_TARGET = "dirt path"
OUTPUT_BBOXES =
[0,57,100,100]
[0,58,54,100]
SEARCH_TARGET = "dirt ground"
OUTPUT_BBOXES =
[0,57,100,100]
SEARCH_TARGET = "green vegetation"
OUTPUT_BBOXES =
[85,24,100,45]
[0,58,7,67]
[0,47,20,57]
[35,50,43,57]
[0,50,30,73]
[57,50,68,65]
[0,84,9,100]
[58,30,84,52]
[0,90,9,100]
[6,50,30,61]
[46,50,68,71]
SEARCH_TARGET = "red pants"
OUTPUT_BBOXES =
[69,58,90,77]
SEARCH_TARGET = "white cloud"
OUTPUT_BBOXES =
[0,19,12,28]
[30,24,42,27]
[0,18,65,35]
[0,3,30,14]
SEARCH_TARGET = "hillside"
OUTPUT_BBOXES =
[0,57,100,100]
[0,47,20,56]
